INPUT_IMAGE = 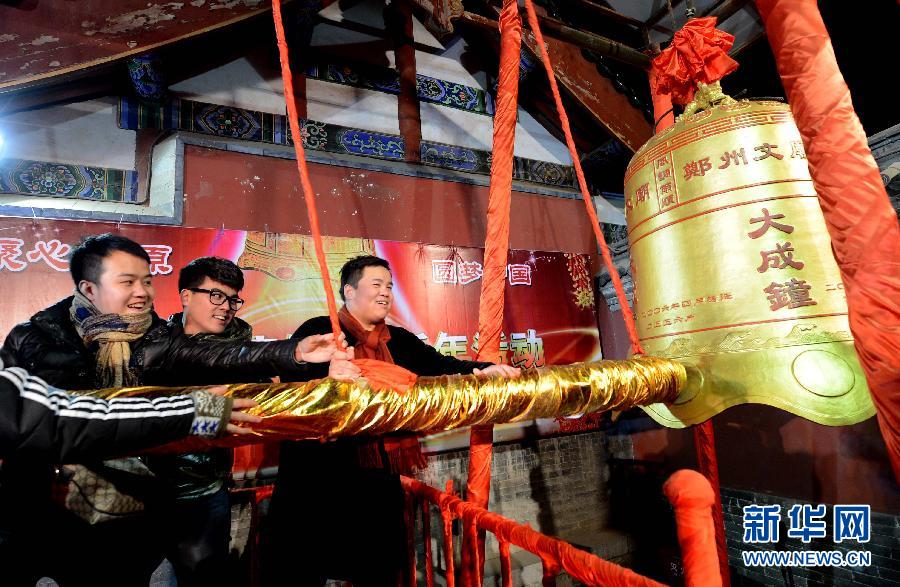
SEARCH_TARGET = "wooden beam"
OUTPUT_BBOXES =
[575,0,647,30]
[386,0,422,162]
[705,0,750,22]
[458,11,650,69]
[459,8,651,150]
[576,0,650,47]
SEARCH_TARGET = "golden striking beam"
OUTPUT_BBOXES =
[90,357,684,440]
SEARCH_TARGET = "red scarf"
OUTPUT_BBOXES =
[338,305,425,474]
[338,305,393,363]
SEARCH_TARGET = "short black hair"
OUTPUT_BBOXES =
[340,255,391,301]
[69,233,151,285]
[178,257,245,292]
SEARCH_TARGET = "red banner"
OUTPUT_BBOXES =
[0,218,601,451]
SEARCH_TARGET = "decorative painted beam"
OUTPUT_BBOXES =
[456,11,651,70]
[305,62,494,116]
[126,53,167,102]
[385,0,422,162]
[459,6,653,152]
[0,158,139,203]
[117,97,575,188]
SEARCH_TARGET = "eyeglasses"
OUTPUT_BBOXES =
[187,288,245,311]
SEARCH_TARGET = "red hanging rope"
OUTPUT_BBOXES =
[521,0,645,356]
[473,0,521,365]
[271,0,341,340]
[273,0,419,394]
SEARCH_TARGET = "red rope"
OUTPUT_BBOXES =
[466,0,523,579]
[521,0,645,356]
[271,0,341,340]
[693,422,730,586]
[402,476,666,587]
[755,0,900,481]
[473,0,521,364]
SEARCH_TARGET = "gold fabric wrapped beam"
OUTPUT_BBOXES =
[96,357,684,441]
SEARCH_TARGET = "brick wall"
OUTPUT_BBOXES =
[410,430,649,585]
[418,431,615,541]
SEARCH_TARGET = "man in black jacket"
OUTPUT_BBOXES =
[141,256,283,586]
[2,235,337,391]
[265,255,519,586]
[0,234,340,585]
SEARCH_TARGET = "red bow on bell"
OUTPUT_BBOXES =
[651,17,739,105]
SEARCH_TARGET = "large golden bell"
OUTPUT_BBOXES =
[624,99,875,428]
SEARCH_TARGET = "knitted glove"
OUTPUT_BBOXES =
[189,390,234,438]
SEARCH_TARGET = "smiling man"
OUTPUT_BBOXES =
[141,256,261,587]
[178,256,245,337]
[265,255,520,586]
[1,236,342,585]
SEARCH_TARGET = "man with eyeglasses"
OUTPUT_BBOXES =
[140,256,302,586]
[1,237,342,585]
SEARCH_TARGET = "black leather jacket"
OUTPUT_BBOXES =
[1,296,159,391]
[1,297,305,390]
[2,298,310,501]
[139,313,307,500]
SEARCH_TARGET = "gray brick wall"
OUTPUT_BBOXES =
[723,488,900,587]
[417,431,614,540]
[411,430,644,585]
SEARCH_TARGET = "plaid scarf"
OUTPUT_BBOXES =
[70,290,153,387]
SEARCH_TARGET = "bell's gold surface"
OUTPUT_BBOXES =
[90,357,684,439]
[624,99,875,428]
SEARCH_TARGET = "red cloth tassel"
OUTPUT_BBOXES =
[651,17,738,105]
[353,358,418,393]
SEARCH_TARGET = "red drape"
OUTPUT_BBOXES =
[466,0,522,581]
[651,16,738,106]
[755,0,900,480]
[663,470,722,587]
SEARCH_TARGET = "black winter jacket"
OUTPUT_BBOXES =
[137,314,308,387]
[0,353,231,533]
[290,315,492,379]
[0,297,310,509]
[1,296,307,391]
[140,313,304,500]
[1,296,135,391]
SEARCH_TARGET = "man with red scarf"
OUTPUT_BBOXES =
[265,255,519,586]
